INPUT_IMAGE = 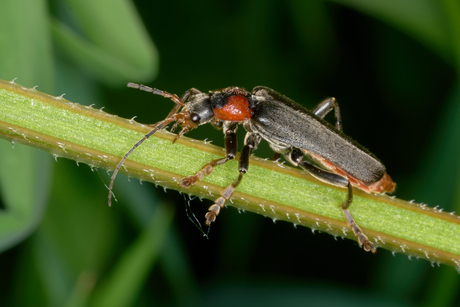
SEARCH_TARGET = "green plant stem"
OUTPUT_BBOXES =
[1,79,460,268]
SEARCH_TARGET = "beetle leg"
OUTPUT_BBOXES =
[180,123,238,187]
[205,132,261,225]
[312,97,342,131]
[341,183,376,253]
[286,148,376,253]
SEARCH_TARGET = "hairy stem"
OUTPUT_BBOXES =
[1,79,459,268]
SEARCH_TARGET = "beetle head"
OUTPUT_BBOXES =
[185,92,215,125]
[168,91,214,142]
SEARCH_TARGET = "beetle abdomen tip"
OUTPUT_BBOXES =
[368,173,396,193]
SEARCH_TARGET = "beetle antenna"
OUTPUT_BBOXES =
[127,83,185,106]
[108,84,190,207]
[108,113,179,207]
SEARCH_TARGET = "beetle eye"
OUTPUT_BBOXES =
[190,113,201,123]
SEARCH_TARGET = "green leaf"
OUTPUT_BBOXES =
[89,203,174,307]
[51,0,159,84]
[0,143,52,251]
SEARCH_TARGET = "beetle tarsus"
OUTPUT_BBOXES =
[205,197,226,225]
[361,236,377,254]
[342,207,376,253]
[356,228,376,253]
[202,163,214,176]
[204,175,241,225]
[180,175,199,187]
[180,159,228,188]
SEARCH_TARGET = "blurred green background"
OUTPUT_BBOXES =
[1,0,459,306]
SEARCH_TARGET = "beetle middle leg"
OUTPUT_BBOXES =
[205,132,261,225]
[285,148,376,253]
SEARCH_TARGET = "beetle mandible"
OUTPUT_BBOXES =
[108,83,396,253]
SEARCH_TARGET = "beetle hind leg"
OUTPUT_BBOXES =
[286,149,376,253]
[312,97,343,131]
[341,183,376,253]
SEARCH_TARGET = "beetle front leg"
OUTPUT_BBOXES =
[286,149,376,253]
[180,123,238,187]
[312,97,342,131]
[205,132,261,225]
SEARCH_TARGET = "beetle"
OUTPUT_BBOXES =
[108,83,396,253]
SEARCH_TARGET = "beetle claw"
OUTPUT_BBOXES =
[205,197,226,225]
[363,241,377,254]
[358,233,376,253]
